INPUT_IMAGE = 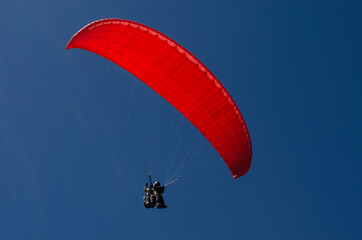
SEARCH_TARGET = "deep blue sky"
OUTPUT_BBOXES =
[0,0,361,239]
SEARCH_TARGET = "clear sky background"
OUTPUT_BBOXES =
[0,0,361,239]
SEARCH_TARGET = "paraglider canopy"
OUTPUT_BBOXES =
[66,19,252,179]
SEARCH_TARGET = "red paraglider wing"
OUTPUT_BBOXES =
[66,19,252,178]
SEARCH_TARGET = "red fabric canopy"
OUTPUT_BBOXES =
[66,19,252,178]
